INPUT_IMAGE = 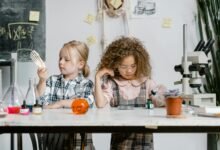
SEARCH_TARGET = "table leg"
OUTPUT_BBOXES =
[80,133,86,150]
[10,133,14,150]
[17,134,22,150]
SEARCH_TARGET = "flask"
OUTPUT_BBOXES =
[25,78,36,112]
[20,100,30,115]
[71,98,89,114]
[0,101,7,117]
[32,99,43,115]
[2,83,23,114]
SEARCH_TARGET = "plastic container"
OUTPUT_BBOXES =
[166,96,183,116]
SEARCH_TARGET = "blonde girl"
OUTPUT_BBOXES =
[37,40,95,149]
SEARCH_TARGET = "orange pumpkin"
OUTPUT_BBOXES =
[71,98,89,114]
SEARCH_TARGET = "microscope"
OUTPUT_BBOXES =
[174,24,216,107]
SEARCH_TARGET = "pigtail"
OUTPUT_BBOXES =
[82,63,90,77]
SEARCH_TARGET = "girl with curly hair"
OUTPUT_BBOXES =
[95,36,166,150]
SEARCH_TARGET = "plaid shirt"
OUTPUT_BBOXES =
[110,79,154,150]
[40,73,94,106]
[39,73,95,150]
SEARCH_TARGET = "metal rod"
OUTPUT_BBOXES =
[183,24,187,63]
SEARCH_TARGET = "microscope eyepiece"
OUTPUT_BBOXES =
[174,65,183,74]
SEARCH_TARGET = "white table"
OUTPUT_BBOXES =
[0,107,220,133]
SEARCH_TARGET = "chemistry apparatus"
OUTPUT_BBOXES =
[174,24,216,107]
[2,53,24,113]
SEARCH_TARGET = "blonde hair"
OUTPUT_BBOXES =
[97,36,152,78]
[62,40,90,77]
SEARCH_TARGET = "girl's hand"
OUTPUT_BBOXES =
[96,68,114,80]
[45,101,63,109]
[37,67,48,81]
[45,100,73,109]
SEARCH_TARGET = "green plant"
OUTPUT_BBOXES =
[197,0,220,103]
[196,0,220,149]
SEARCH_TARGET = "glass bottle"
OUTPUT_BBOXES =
[20,100,30,115]
[146,99,154,109]
[25,78,36,112]
[0,101,7,117]
[2,83,24,114]
[32,99,42,115]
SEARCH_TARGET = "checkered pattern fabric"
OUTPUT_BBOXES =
[110,79,154,150]
[39,73,95,149]
[39,73,93,106]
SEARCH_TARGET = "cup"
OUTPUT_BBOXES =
[166,96,183,116]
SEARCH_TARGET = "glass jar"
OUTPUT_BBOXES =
[71,98,89,114]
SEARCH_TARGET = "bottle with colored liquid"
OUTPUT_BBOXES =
[20,100,30,115]
[146,99,154,109]
[32,100,43,115]
[25,78,36,112]
[2,83,23,114]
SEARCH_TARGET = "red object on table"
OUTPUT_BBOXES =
[71,98,89,114]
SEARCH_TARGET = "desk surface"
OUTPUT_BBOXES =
[0,107,220,133]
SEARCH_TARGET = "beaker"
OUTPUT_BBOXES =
[2,83,24,114]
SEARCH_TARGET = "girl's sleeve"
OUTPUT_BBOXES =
[39,77,52,106]
[101,81,114,104]
[83,80,95,107]
[147,79,167,107]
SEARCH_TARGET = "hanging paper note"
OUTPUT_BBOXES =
[110,0,122,9]
[29,11,40,22]
[162,18,172,28]
[84,14,95,25]
[87,36,96,46]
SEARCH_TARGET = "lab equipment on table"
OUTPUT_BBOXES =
[20,100,30,115]
[174,24,216,107]
[25,78,36,112]
[0,101,7,117]
[166,96,183,116]
[32,99,43,115]
[71,98,89,114]
[2,83,24,114]
[146,98,154,109]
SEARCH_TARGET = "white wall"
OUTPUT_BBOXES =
[0,0,207,150]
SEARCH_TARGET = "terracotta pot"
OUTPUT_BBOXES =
[71,98,89,115]
[166,96,183,116]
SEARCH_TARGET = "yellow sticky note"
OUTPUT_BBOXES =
[162,18,172,28]
[29,11,40,22]
[84,14,95,25]
[110,0,122,9]
[87,36,96,46]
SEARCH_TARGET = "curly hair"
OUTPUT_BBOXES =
[97,36,152,78]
